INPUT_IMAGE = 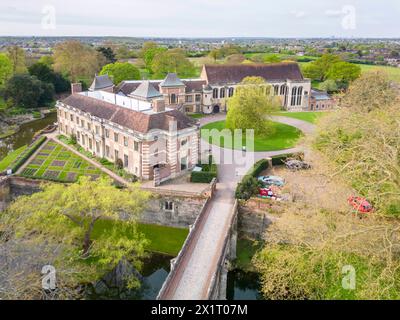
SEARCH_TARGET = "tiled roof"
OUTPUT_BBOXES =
[61,94,195,134]
[117,81,161,96]
[183,80,207,93]
[89,75,114,91]
[160,73,185,87]
[130,81,162,100]
[203,63,304,85]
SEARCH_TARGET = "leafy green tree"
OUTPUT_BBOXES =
[100,62,141,84]
[38,55,54,67]
[6,45,27,74]
[326,61,361,89]
[226,77,280,135]
[4,74,54,108]
[139,42,167,71]
[235,175,262,200]
[97,46,117,64]
[3,177,151,290]
[264,54,282,64]
[302,54,341,81]
[151,49,196,78]
[0,53,12,86]
[319,79,338,93]
[209,49,221,62]
[28,62,70,93]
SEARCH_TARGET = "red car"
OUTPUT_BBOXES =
[348,196,373,214]
[259,188,281,201]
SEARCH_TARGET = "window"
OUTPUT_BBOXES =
[274,85,279,95]
[181,139,188,146]
[82,135,86,145]
[105,145,110,157]
[76,117,79,124]
[291,87,297,106]
[77,131,80,140]
[95,126,100,135]
[124,154,129,168]
[88,138,92,150]
[87,123,91,131]
[96,141,100,153]
[220,88,225,99]
[70,114,74,122]
[213,88,219,99]
[280,85,286,95]
[105,129,109,138]
[228,87,234,97]
[114,149,119,160]
[170,94,177,104]
[124,136,128,147]
[297,87,303,106]
[185,95,193,103]
[114,133,119,143]
[195,94,201,102]
[81,119,84,128]
[164,201,174,211]
[134,141,139,152]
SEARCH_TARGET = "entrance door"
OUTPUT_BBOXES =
[213,105,220,113]
[180,157,188,171]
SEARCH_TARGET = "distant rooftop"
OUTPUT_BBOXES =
[129,81,163,100]
[160,73,185,87]
[89,74,114,91]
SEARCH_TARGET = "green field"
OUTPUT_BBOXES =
[92,220,189,256]
[20,140,104,182]
[201,120,302,152]
[0,145,28,172]
[273,111,330,124]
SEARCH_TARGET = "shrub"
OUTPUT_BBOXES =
[11,136,47,173]
[191,171,217,183]
[248,159,269,177]
[235,175,263,200]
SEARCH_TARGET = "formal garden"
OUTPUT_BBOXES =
[19,140,104,182]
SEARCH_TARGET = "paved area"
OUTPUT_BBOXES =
[163,113,315,300]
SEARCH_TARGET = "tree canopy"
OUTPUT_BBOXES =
[226,77,280,136]
[1,177,151,297]
[151,49,196,78]
[100,62,141,85]
[0,53,12,87]
[6,45,27,74]
[28,62,70,93]
[97,46,117,64]
[53,41,106,82]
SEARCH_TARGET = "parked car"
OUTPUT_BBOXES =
[285,159,311,171]
[259,188,281,201]
[348,196,373,214]
[258,175,285,187]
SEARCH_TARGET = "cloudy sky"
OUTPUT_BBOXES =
[1,0,399,38]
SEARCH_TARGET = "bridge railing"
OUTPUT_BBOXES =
[157,190,213,300]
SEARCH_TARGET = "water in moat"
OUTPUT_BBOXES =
[0,112,57,160]
[227,270,263,300]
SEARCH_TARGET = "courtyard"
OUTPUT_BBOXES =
[20,140,104,182]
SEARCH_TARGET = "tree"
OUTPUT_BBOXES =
[53,41,106,82]
[100,62,140,85]
[226,77,280,135]
[2,177,151,296]
[326,61,361,89]
[235,175,262,200]
[209,49,222,62]
[6,46,27,74]
[151,49,196,78]
[0,53,12,86]
[319,79,338,93]
[4,74,54,108]
[38,55,54,67]
[28,62,70,93]
[97,46,117,64]
[141,44,167,71]
[264,54,282,64]
[302,54,341,81]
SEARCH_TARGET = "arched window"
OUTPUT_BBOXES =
[213,88,219,99]
[220,88,225,99]
[228,87,234,97]
[274,85,279,95]
[280,85,286,95]
[170,93,177,104]
[297,87,303,106]
[291,87,297,106]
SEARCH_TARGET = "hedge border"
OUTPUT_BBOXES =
[10,136,47,173]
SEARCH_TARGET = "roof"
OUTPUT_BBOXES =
[183,80,207,93]
[89,75,114,91]
[203,63,304,85]
[61,94,195,134]
[117,81,162,96]
[160,73,185,87]
[311,90,332,101]
[130,81,162,100]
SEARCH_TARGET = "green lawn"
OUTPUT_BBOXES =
[20,140,104,182]
[92,219,189,256]
[273,111,330,124]
[0,145,28,171]
[236,238,264,271]
[201,120,302,152]
[189,113,207,119]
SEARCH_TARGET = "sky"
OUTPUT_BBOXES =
[1,0,400,38]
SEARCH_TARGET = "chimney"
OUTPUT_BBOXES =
[153,99,165,113]
[71,83,82,94]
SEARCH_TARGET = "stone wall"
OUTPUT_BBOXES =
[141,195,207,228]
[0,177,11,212]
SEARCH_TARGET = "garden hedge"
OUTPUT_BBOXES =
[10,136,47,173]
